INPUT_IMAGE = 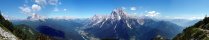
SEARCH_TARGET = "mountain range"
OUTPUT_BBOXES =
[1,8,201,40]
[80,8,183,40]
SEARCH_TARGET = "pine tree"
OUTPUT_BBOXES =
[0,11,14,31]
[0,11,5,21]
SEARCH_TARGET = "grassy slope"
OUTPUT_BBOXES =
[173,17,209,40]
[0,11,54,40]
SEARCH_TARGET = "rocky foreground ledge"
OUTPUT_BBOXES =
[0,26,18,40]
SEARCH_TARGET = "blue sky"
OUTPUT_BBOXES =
[0,0,209,19]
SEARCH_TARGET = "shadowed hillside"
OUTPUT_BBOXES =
[173,16,209,40]
[0,11,57,40]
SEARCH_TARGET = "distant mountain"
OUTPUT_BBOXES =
[81,8,183,40]
[0,11,56,40]
[0,12,18,40]
[173,17,209,40]
[164,19,200,27]
[10,18,87,40]
[7,8,187,40]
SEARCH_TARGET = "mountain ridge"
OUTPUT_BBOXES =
[81,8,183,40]
[173,16,209,40]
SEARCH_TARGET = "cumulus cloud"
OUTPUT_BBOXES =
[190,16,203,19]
[63,9,67,11]
[19,4,44,20]
[34,0,61,12]
[173,16,203,20]
[34,0,60,6]
[48,0,59,5]
[133,13,137,14]
[145,11,160,17]
[32,4,41,11]
[19,6,32,15]
[130,7,136,11]
[50,16,74,20]
[53,7,59,11]
[29,13,45,21]
[53,8,67,12]
[34,0,47,5]
[19,0,62,20]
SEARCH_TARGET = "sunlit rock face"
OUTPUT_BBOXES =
[81,8,183,40]
[0,26,18,40]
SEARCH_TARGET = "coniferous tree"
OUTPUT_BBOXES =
[0,11,14,31]
[173,15,209,40]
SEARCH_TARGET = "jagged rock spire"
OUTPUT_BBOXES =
[110,8,127,20]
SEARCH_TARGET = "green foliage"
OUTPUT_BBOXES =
[12,24,55,40]
[0,11,13,31]
[173,17,209,40]
[203,16,209,24]
[0,11,5,20]
[12,24,37,40]
[0,11,54,40]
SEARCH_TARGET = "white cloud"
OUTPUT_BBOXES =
[130,7,136,11]
[27,13,46,20]
[53,7,59,11]
[145,11,160,17]
[34,0,60,6]
[19,4,45,20]
[18,0,62,20]
[171,16,203,20]
[34,0,47,5]
[48,0,59,5]
[50,16,74,20]
[53,8,67,12]
[1,13,21,20]
[133,13,137,14]
[173,17,183,19]
[32,4,41,11]
[19,6,32,14]
[188,16,203,20]
[63,9,67,11]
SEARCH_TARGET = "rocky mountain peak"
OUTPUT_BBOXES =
[110,8,127,20]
